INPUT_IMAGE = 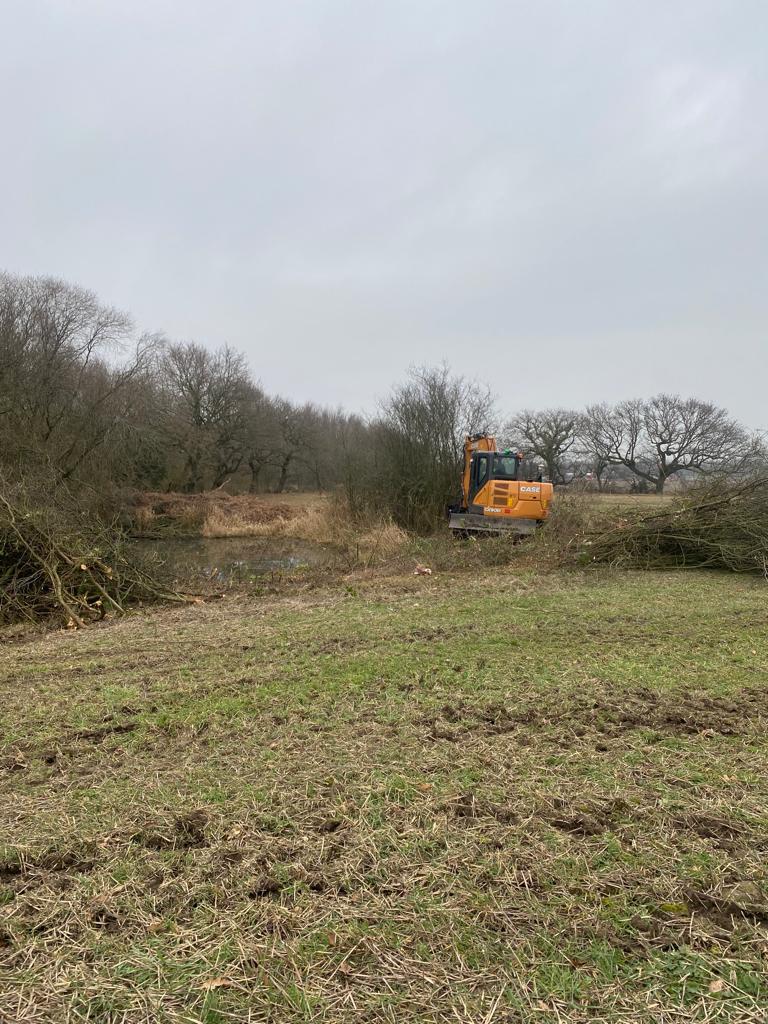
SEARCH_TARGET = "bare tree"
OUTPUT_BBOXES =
[574,412,621,491]
[240,398,374,496]
[0,272,155,483]
[238,384,279,493]
[268,399,320,493]
[506,408,579,483]
[332,412,375,514]
[582,395,757,493]
[155,342,250,491]
[372,365,495,531]
[290,404,332,492]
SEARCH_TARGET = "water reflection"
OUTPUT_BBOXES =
[133,536,326,583]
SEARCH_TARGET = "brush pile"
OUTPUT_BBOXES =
[585,478,768,575]
[0,488,188,627]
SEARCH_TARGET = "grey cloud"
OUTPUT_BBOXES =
[2,0,766,425]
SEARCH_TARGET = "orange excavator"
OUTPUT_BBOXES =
[448,434,553,535]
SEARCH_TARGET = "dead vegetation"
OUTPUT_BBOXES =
[583,477,768,574]
[129,490,306,537]
[130,489,417,573]
[532,478,768,579]
[0,488,188,627]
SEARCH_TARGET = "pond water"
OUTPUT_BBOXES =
[133,536,328,584]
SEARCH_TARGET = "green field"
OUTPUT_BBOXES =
[1,566,767,1023]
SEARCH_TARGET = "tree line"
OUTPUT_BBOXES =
[0,272,367,496]
[508,399,763,494]
[1,272,764,526]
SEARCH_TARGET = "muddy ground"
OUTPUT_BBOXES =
[1,568,767,1022]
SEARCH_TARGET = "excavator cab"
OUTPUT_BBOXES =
[467,450,542,504]
[449,434,553,535]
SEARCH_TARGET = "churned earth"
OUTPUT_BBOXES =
[1,567,767,1023]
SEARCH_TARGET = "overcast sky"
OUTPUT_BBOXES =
[2,1,766,427]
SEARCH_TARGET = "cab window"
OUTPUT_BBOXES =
[492,454,518,480]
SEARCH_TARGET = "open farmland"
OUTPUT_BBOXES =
[1,567,767,1023]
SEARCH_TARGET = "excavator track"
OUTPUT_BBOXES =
[448,512,539,536]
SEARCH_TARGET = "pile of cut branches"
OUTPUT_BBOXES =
[585,478,768,575]
[0,489,190,626]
